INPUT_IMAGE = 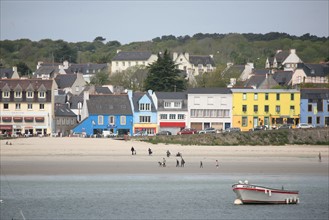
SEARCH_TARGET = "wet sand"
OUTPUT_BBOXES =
[0,137,328,175]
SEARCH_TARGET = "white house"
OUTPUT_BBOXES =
[187,88,232,131]
[265,49,302,71]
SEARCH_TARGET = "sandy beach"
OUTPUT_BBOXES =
[0,137,328,176]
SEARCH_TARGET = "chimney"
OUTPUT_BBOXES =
[37,61,43,70]
[276,50,282,54]
[116,49,121,54]
[12,66,18,73]
[173,52,178,61]
[209,54,213,59]
[83,90,90,101]
[290,49,296,54]
[185,52,189,61]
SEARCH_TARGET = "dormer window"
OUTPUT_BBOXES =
[27,91,33,98]
[39,91,46,98]
[311,69,315,74]
[2,91,10,98]
[139,103,150,111]
[15,91,22,98]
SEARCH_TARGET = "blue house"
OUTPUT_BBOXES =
[72,93,133,136]
[128,90,158,135]
[300,88,329,127]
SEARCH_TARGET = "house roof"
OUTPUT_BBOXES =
[69,63,108,75]
[87,94,132,115]
[132,92,157,112]
[155,91,187,100]
[112,51,152,61]
[187,87,231,94]
[0,79,53,90]
[55,74,77,88]
[0,68,14,78]
[272,71,293,86]
[34,66,58,77]
[244,74,279,89]
[299,63,329,77]
[274,50,290,63]
[253,69,271,75]
[55,104,77,117]
[69,93,84,109]
[301,88,329,99]
[55,94,67,104]
[189,55,215,66]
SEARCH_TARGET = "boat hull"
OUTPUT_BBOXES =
[232,184,299,204]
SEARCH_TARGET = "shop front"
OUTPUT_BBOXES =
[0,125,13,136]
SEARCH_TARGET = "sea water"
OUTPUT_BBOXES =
[1,174,328,220]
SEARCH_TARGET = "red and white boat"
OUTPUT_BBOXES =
[232,180,299,205]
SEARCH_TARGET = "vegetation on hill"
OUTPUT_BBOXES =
[1,32,328,76]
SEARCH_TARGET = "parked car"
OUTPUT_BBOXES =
[296,123,313,129]
[198,127,217,134]
[278,124,292,129]
[156,130,172,136]
[133,130,148,136]
[250,125,268,131]
[177,128,198,135]
[223,127,241,133]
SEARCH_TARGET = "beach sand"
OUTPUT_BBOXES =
[0,137,328,176]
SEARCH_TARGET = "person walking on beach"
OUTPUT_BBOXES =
[200,161,203,168]
[176,159,179,167]
[318,152,322,162]
[181,158,185,167]
[131,146,135,155]
[148,148,152,156]
[162,158,166,167]
[216,160,219,168]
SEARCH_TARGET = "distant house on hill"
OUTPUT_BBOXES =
[111,50,158,74]
[0,67,20,79]
[54,73,86,95]
[265,49,302,71]
[292,63,329,85]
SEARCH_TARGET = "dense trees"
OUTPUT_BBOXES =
[144,50,187,92]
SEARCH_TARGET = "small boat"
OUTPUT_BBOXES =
[232,180,299,205]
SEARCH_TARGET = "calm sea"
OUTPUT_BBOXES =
[0,174,328,220]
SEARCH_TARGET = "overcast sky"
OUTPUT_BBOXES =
[1,0,328,44]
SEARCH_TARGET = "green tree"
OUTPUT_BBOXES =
[144,50,186,92]
[89,71,110,85]
[15,61,32,76]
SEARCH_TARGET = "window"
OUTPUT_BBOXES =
[122,61,125,66]
[139,103,150,111]
[254,105,258,112]
[308,117,312,124]
[254,93,258,100]
[98,115,104,125]
[15,91,22,98]
[15,103,21,110]
[39,91,46,98]
[3,91,10,98]
[109,116,115,124]
[39,103,44,110]
[3,103,9,109]
[178,114,184,120]
[75,86,79,92]
[160,114,167,119]
[242,117,248,127]
[242,105,247,112]
[290,106,295,111]
[275,105,280,112]
[27,91,33,98]
[317,100,323,112]
[120,116,126,125]
[139,116,151,123]
[242,93,247,100]
[276,93,280,101]
[71,118,75,125]
[265,93,269,100]
[264,105,269,112]
[174,102,181,108]
[164,102,171,108]
[291,93,294,101]
[116,61,119,66]
[316,117,320,124]
[28,103,33,110]
[308,104,312,112]
[169,114,176,120]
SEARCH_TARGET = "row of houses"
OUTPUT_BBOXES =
[0,78,328,137]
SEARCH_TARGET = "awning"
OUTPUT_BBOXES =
[2,117,12,122]
[13,117,23,122]
[0,125,13,130]
[35,117,45,122]
[24,117,34,122]
[160,122,186,127]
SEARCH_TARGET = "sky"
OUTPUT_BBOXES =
[1,0,328,44]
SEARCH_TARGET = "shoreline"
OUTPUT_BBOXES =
[1,137,328,176]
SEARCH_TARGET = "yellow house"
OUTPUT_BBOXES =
[231,89,300,131]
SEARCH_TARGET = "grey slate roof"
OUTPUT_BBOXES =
[244,74,278,89]
[0,68,14,78]
[187,87,231,94]
[299,63,329,77]
[55,104,77,117]
[34,66,58,78]
[274,51,290,63]
[253,69,271,75]
[69,93,84,109]
[132,92,157,112]
[69,63,108,75]
[155,91,187,100]
[111,51,152,61]
[55,74,77,88]
[87,94,133,115]
[272,71,293,86]
[301,88,329,99]
[189,55,215,66]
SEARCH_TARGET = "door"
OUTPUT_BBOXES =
[253,117,258,128]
